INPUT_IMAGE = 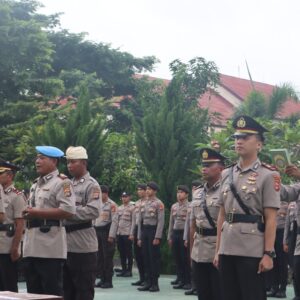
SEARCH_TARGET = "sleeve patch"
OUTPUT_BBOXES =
[159,203,164,210]
[63,183,72,197]
[111,204,116,213]
[273,174,281,192]
[92,187,101,199]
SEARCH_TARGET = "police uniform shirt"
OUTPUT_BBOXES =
[191,181,220,263]
[218,159,280,258]
[0,185,26,254]
[167,199,189,240]
[64,172,101,253]
[280,183,300,255]
[276,201,288,229]
[283,201,297,245]
[130,198,146,236]
[137,197,165,240]
[94,198,117,227]
[0,185,5,214]
[23,169,76,259]
[109,203,135,238]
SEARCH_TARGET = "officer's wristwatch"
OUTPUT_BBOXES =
[263,250,276,259]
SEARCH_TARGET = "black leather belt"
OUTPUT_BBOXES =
[196,226,217,236]
[0,224,14,231]
[95,223,111,230]
[65,221,92,233]
[225,213,263,224]
[26,219,60,229]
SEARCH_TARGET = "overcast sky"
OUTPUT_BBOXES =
[39,0,300,91]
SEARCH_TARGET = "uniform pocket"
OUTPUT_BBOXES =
[240,223,263,236]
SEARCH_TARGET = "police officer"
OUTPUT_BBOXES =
[137,181,164,292]
[0,160,26,292]
[266,201,289,298]
[168,185,191,290]
[283,201,298,298]
[94,185,117,288]
[214,116,280,300]
[183,180,202,296]
[191,148,225,300]
[63,146,101,300]
[280,165,300,300]
[108,192,135,277]
[130,184,147,286]
[23,146,76,296]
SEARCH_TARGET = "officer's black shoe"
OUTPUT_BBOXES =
[94,280,103,288]
[122,271,132,277]
[116,271,126,277]
[266,288,277,297]
[183,283,192,290]
[184,288,195,295]
[193,289,198,295]
[171,278,180,285]
[101,282,113,288]
[138,283,151,291]
[274,291,286,298]
[149,284,160,292]
[114,268,123,273]
[132,280,144,286]
[173,282,185,289]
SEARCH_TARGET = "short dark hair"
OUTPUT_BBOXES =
[100,185,109,194]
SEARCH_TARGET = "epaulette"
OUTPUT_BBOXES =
[224,163,237,169]
[261,162,278,171]
[58,173,68,180]
[12,187,23,195]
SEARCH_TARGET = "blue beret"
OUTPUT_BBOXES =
[35,146,64,158]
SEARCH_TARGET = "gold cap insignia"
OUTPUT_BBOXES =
[237,117,246,128]
[202,150,209,159]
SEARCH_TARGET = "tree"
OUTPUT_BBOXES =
[234,83,298,119]
[132,57,219,207]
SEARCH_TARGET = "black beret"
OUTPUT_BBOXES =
[147,181,159,191]
[100,185,109,194]
[177,185,190,194]
[121,191,131,197]
[137,184,147,190]
[191,180,202,187]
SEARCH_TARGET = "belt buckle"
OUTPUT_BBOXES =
[227,212,234,223]
[199,227,203,235]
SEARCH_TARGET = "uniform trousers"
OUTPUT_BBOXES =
[0,254,18,292]
[63,252,97,300]
[219,254,266,300]
[192,260,222,300]
[117,235,133,272]
[24,257,64,296]
[133,226,145,281]
[172,229,191,284]
[95,224,115,283]
[269,228,288,292]
[289,226,299,297]
[141,225,161,284]
[293,255,300,300]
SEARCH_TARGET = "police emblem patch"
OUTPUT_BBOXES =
[237,117,246,128]
[63,183,72,197]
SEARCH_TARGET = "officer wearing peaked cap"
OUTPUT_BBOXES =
[191,148,225,300]
[0,160,25,292]
[168,185,191,290]
[63,146,101,300]
[137,181,165,292]
[214,116,280,300]
[23,146,76,296]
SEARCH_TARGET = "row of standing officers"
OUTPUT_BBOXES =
[1,114,300,300]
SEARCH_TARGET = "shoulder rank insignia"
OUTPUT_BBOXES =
[262,162,277,171]
[12,187,22,195]
[58,173,68,180]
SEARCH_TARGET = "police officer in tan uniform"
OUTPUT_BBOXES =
[214,116,280,300]
[63,146,101,300]
[0,160,25,292]
[266,201,289,298]
[168,185,191,290]
[130,184,147,286]
[191,148,225,300]
[283,201,298,298]
[183,180,202,296]
[23,146,76,296]
[94,185,117,288]
[137,181,165,292]
[109,192,135,277]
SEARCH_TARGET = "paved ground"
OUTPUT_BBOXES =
[18,273,295,299]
